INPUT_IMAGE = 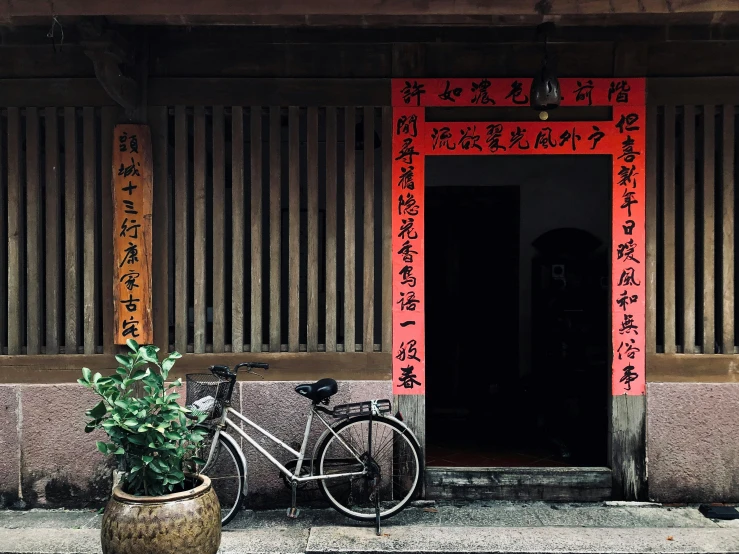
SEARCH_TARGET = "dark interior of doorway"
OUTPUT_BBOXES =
[425,156,611,468]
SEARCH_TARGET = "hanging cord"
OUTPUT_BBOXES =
[47,15,64,53]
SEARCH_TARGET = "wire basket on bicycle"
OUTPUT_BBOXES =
[185,373,230,420]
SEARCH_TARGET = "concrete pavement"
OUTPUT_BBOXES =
[1,501,738,553]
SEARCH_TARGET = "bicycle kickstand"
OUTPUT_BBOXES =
[287,481,300,519]
[374,477,381,536]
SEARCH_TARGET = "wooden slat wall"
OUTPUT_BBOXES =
[193,106,207,354]
[250,106,263,352]
[0,111,5,354]
[100,107,115,355]
[232,106,245,353]
[325,107,338,352]
[212,106,226,353]
[6,108,21,355]
[44,107,61,354]
[25,108,41,355]
[82,108,97,354]
[288,106,300,352]
[64,107,79,353]
[344,107,356,353]
[268,106,281,352]
[652,103,739,355]
[0,106,112,355]
[0,105,391,358]
[362,106,375,354]
[174,106,189,353]
[307,107,319,352]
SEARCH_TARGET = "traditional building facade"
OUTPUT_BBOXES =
[1,1,739,508]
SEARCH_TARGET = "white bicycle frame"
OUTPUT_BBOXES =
[204,403,368,484]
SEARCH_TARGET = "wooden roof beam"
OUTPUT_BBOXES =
[1,0,738,18]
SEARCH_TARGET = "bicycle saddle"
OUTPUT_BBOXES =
[294,378,338,402]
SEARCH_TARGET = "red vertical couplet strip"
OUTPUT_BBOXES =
[392,107,426,395]
[113,124,154,345]
[611,104,647,396]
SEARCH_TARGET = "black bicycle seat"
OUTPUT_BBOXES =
[294,378,338,402]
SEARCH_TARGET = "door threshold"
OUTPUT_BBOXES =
[425,466,612,502]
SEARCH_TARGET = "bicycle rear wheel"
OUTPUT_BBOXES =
[315,415,422,521]
[195,430,246,526]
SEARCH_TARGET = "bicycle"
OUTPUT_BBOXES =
[185,362,423,534]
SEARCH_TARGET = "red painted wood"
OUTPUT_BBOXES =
[392,108,426,395]
[391,78,647,396]
[391,78,645,108]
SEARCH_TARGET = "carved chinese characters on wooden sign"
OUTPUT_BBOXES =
[113,124,153,345]
[391,78,646,396]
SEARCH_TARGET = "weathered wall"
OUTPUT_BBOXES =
[0,380,391,509]
[647,382,739,503]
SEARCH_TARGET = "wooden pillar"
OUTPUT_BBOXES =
[611,44,648,500]
[391,52,426,495]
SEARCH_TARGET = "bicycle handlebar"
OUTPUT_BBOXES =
[209,362,270,378]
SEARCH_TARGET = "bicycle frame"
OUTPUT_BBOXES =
[204,403,368,484]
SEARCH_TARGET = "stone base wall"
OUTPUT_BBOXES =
[0,380,391,509]
[4,380,739,507]
[647,382,739,503]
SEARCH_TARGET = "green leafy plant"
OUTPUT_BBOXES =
[79,339,208,497]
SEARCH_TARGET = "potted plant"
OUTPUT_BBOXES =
[79,340,220,554]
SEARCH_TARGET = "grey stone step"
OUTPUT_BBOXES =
[305,525,739,554]
[2,526,739,554]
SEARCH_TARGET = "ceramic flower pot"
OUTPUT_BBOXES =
[101,474,221,554]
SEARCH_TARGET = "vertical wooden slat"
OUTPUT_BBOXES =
[174,106,189,353]
[307,107,319,352]
[268,107,281,351]
[212,106,226,353]
[64,108,79,353]
[250,106,263,352]
[683,105,696,353]
[381,107,393,353]
[662,105,677,354]
[25,108,42,355]
[231,106,245,353]
[702,105,716,354]
[193,106,207,353]
[6,108,22,355]
[325,107,338,352]
[288,106,300,352]
[722,105,735,354]
[645,104,658,354]
[101,107,115,354]
[0,112,5,353]
[83,107,98,354]
[362,106,375,353]
[344,107,356,352]
[45,107,61,353]
[149,106,170,351]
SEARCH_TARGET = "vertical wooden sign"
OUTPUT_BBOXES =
[113,124,153,345]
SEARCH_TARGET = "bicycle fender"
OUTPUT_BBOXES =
[382,414,422,450]
[310,426,333,475]
[220,430,248,493]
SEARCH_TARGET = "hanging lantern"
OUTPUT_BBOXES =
[530,23,561,117]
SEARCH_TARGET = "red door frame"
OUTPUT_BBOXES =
[390,78,647,401]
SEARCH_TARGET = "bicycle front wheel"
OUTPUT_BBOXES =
[195,430,246,526]
[315,415,422,521]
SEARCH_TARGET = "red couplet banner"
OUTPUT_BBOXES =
[391,77,647,397]
[392,108,426,395]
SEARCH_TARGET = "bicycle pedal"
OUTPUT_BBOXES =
[286,507,300,519]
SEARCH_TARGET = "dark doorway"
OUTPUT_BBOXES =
[424,156,611,468]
